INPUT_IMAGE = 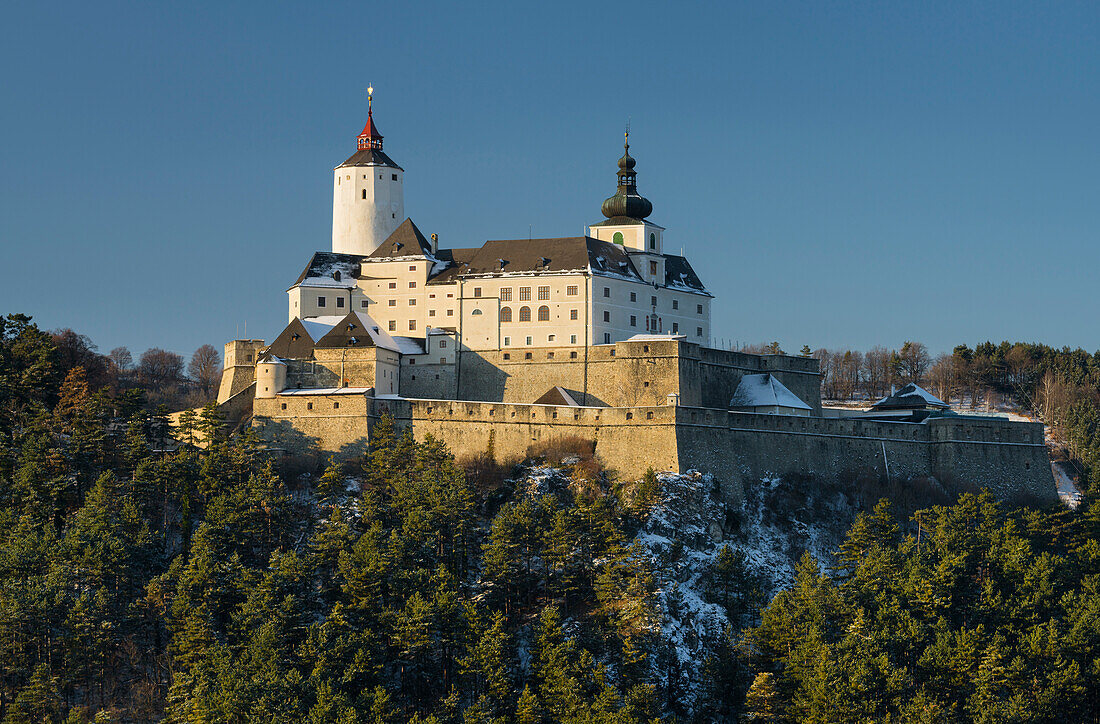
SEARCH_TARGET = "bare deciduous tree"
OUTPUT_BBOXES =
[188,344,222,400]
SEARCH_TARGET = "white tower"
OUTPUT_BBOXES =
[332,87,405,255]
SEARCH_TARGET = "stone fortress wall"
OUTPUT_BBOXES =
[252,392,1055,505]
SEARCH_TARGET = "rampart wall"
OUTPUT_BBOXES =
[251,395,1055,505]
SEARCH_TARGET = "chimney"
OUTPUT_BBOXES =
[430,233,439,255]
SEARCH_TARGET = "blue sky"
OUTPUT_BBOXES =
[2,1,1098,360]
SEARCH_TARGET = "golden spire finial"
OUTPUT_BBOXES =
[367,84,374,113]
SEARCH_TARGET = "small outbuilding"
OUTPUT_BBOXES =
[730,373,812,416]
[870,383,950,413]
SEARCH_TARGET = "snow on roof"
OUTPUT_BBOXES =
[351,311,404,353]
[730,373,812,410]
[626,333,687,342]
[279,387,374,396]
[390,336,427,355]
[872,383,949,410]
[300,316,345,342]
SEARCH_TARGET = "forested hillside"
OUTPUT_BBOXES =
[2,313,1100,722]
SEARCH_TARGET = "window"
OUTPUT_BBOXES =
[672,299,678,310]
[429,309,436,316]
[392,173,398,181]
[388,299,397,307]
[500,306,512,322]
[649,232,656,249]
[566,285,578,296]
[525,337,532,346]
[471,308,483,315]
[673,322,679,333]
[697,304,703,314]
[317,296,326,307]
[474,287,482,297]
[651,296,657,307]
[501,287,512,301]
[409,320,416,331]
[361,300,368,309]
[408,358,416,364]
[537,286,550,300]
[447,293,454,298]
[570,309,578,320]
[604,333,611,344]
[439,340,447,348]
[570,350,577,359]
[281,402,287,410]
[525,352,533,359]
[548,335,555,342]
[503,340,510,349]
[388,282,397,289]
[446,310,454,316]
[547,351,555,358]
[519,287,531,301]
[603,287,610,298]
[429,293,436,299]
[439,357,446,364]
[613,231,624,245]
[409,281,417,288]
[409,265,416,271]
[630,315,637,327]
[603,311,610,322]
[649,261,658,275]
[388,320,396,331]
[697,327,703,336]
[537,305,550,321]
[570,335,577,344]
[630,292,637,302]
[334,402,340,409]
[408,299,416,306]
[362,189,366,199]
[336,297,345,308]
[519,306,531,322]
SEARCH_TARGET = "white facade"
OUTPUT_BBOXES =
[332,165,404,255]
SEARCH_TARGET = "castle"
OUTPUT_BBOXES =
[216,91,1057,505]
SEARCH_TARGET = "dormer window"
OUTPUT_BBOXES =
[333,271,341,281]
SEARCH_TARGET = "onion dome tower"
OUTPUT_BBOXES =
[332,86,405,256]
[600,131,653,224]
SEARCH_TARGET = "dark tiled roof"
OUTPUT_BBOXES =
[292,252,364,287]
[367,218,433,259]
[663,255,708,294]
[336,148,403,170]
[426,236,643,283]
[265,318,319,360]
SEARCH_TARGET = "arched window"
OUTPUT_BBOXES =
[500,306,512,322]
[537,305,550,321]
[471,309,483,316]
[519,306,531,322]
[649,233,656,249]
[613,231,624,245]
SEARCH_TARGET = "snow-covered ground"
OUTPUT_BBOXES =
[1052,461,1084,509]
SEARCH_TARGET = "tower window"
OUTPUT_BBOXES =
[630,292,636,302]
[673,322,679,333]
[613,232,624,245]
[697,304,703,314]
[650,233,656,249]
[603,311,610,322]
[603,287,610,298]
[519,306,531,322]
[604,333,611,344]
[392,174,398,181]
[537,305,550,321]
[651,296,657,307]
[697,327,703,336]
[649,261,657,275]
[362,189,367,199]
[672,299,678,310]
[630,315,637,327]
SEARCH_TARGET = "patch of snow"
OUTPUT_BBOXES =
[730,373,812,411]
